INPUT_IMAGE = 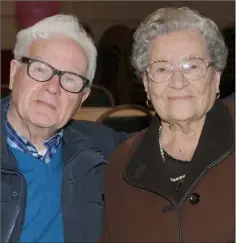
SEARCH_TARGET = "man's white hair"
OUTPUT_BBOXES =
[13,14,97,84]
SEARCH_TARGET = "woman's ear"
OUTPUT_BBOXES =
[143,72,151,100]
[214,70,221,93]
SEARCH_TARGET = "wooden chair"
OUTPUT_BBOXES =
[83,84,115,107]
[93,25,133,104]
[97,104,153,133]
[1,85,11,99]
[220,26,235,98]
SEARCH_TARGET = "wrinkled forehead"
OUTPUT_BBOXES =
[28,35,88,75]
[148,30,210,64]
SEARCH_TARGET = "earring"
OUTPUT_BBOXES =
[146,99,152,108]
[216,92,220,99]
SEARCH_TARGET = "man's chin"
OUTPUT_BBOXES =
[29,113,57,129]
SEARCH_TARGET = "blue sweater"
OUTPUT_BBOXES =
[10,142,64,243]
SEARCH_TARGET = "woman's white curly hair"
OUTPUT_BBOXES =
[132,7,228,79]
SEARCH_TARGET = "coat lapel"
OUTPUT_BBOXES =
[124,100,234,205]
[176,100,234,204]
[124,115,177,203]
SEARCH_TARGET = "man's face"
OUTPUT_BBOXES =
[9,36,90,131]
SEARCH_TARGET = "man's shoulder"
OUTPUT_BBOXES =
[68,119,119,136]
[107,129,147,166]
[64,119,129,153]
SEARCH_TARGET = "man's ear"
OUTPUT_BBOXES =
[9,60,19,90]
[74,88,91,115]
[81,87,91,103]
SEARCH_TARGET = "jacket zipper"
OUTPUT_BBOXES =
[1,168,26,242]
[61,148,107,242]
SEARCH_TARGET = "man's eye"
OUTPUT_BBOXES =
[64,77,75,82]
[36,67,45,72]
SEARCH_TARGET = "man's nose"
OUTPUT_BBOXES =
[44,74,61,95]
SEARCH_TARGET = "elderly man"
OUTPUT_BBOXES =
[1,14,128,243]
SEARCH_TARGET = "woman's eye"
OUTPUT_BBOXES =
[190,65,199,69]
[156,67,169,73]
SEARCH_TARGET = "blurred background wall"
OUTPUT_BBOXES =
[1,1,235,49]
[1,1,235,104]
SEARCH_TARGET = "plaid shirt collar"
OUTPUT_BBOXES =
[5,104,63,164]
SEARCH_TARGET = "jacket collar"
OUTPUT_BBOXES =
[124,100,234,204]
[62,122,106,168]
[1,97,19,170]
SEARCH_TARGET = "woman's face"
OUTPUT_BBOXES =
[143,30,221,123]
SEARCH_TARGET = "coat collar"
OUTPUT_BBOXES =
[1,97,19,170]
[124,100,234,204]
[62,122,106,168]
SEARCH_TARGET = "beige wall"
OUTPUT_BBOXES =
[1,1,235,49]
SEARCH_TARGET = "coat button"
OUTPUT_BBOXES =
[189,193,200,204]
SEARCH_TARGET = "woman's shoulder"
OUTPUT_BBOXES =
[120,129,147,151]
[106,129,147,171]
[221,99,235,118]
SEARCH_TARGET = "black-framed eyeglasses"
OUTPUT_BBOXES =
[19,56,90,93]
[145,57,215,83]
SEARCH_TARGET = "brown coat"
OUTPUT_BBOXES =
[101,100,235,243]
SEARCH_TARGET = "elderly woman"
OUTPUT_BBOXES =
[101,7,234,243]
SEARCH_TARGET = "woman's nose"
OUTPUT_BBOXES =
[168,70,188,89]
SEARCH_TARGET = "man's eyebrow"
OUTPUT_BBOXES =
[31,56,84,75]
[65,68,82,75]
[33,55,44,61]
